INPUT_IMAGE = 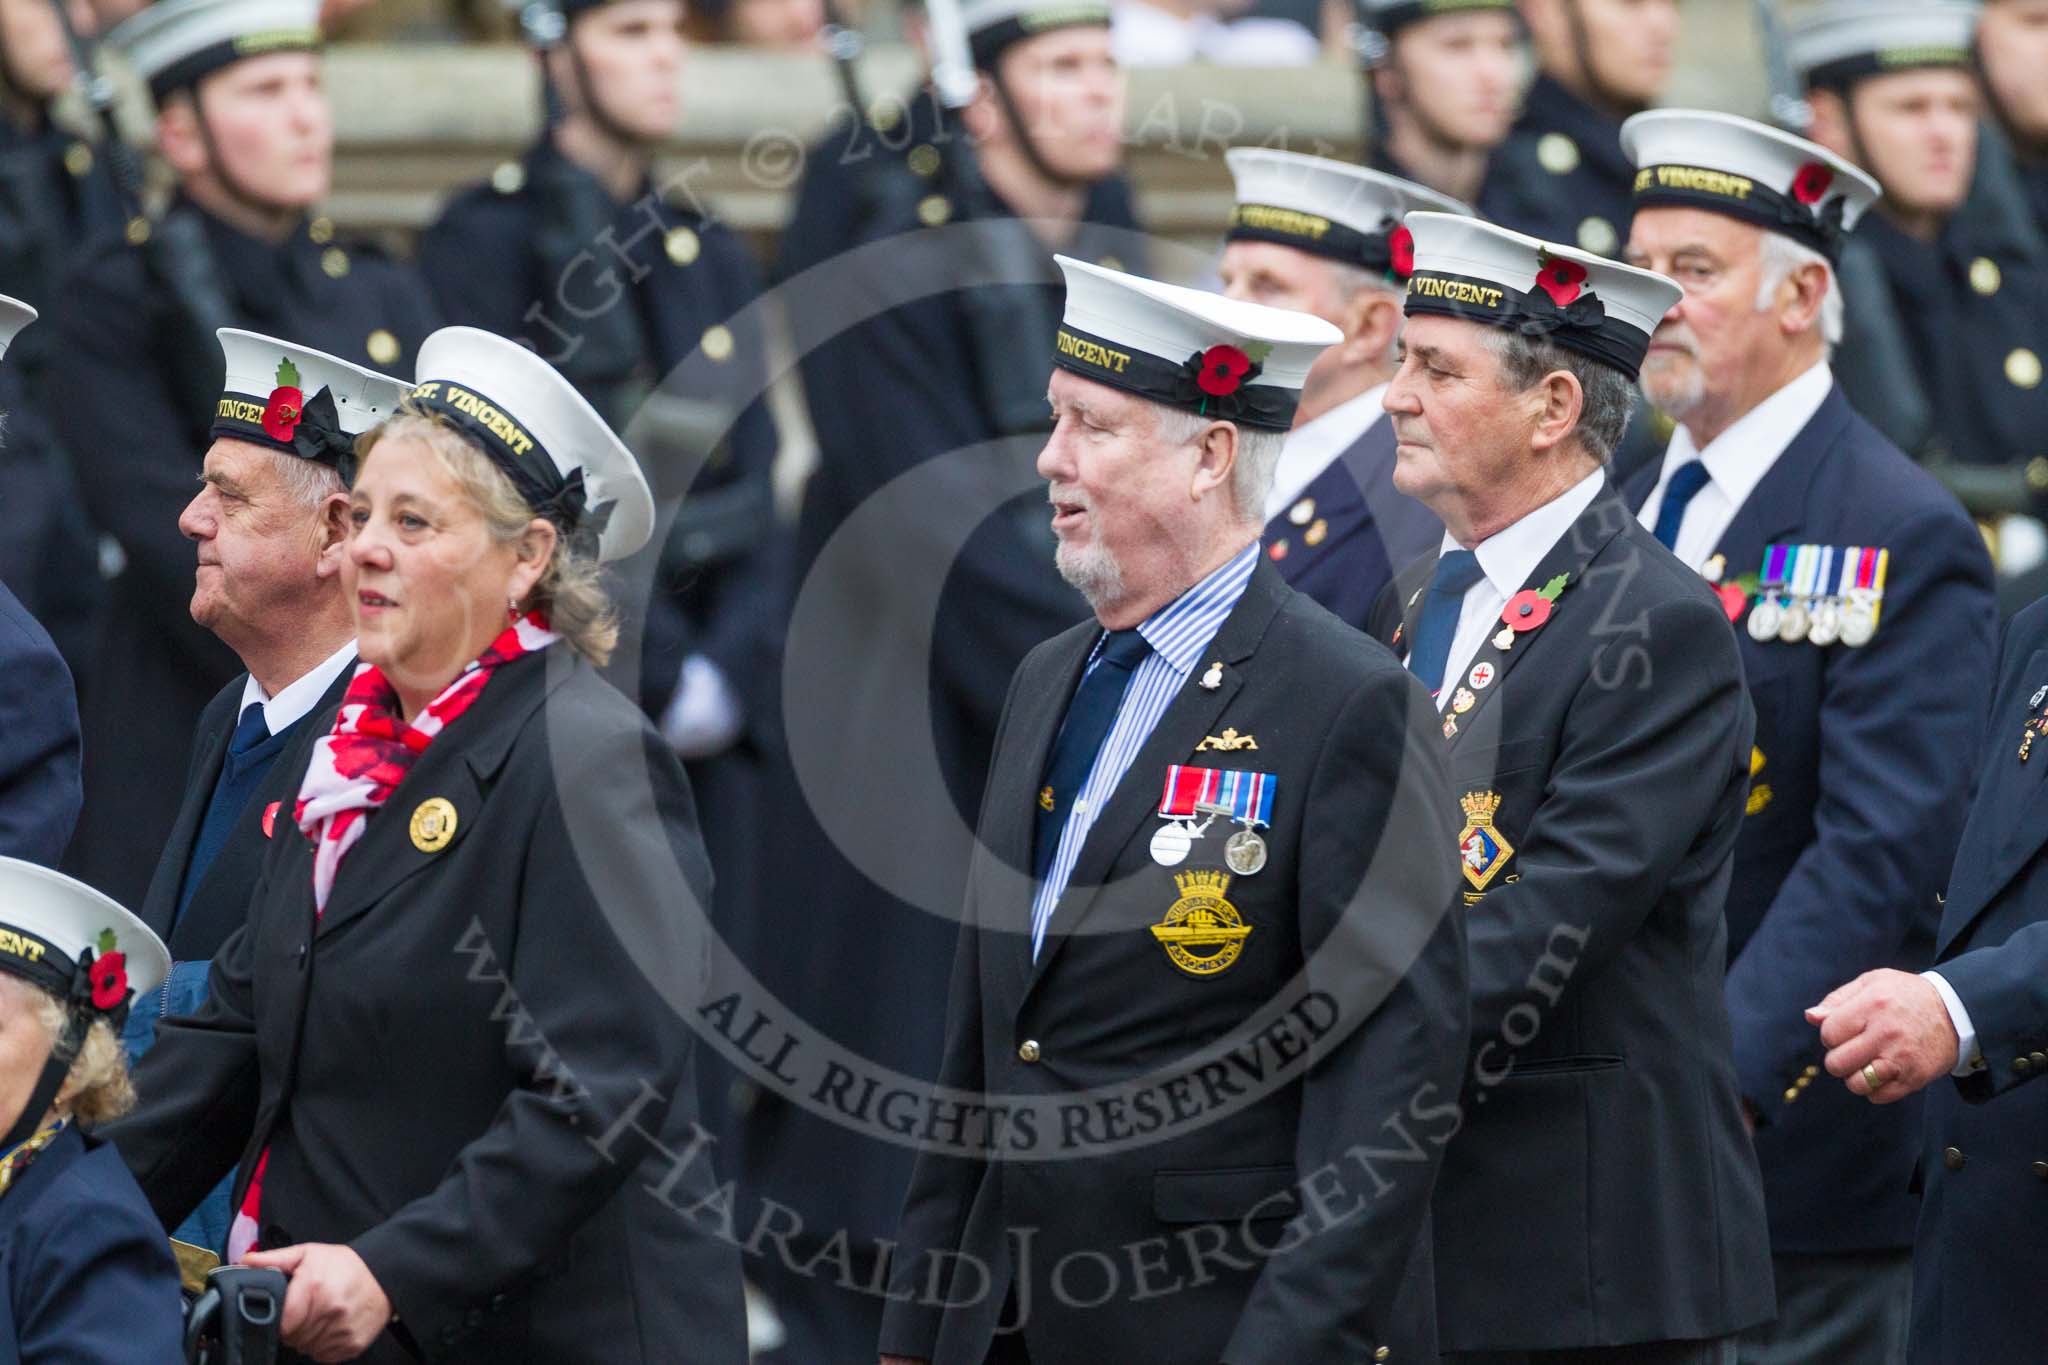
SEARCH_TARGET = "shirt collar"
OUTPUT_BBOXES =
[1660,361,1833,508]
[1443,466,1607,600]
[240,639,359,736]
[1264,385,1389,522]
[1128,541,1261,677]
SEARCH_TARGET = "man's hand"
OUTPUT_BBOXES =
[1806,968,1960,1103]
[242,1243,392,1362]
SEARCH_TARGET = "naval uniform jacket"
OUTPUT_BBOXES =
[44,201,436,909]
[1912,595,2048,1362]
[0,576,80,868]
[1370,488,1775,1351]
[1478,74,1632,259]
[880,559,1471,1365]
[111,650,747,1364]
[0,1124,183,1365]
[1624,384,1996,1255]
[1259,413,1442,634]
[138,664,356,961]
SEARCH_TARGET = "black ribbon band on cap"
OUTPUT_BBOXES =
[1367,0,1515,36]
[1052,325,1298,430]
[1403,269,1651,378]
[146,28,321,101]
[1631,163,1851,261]
[409,379,614,551]
[1803,44,1971,92]
[968,2,1111,66]
[212,385,357,467]
[1226,204,1406,275]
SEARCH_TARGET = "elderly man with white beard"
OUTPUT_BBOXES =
[1619,110,1995,1365]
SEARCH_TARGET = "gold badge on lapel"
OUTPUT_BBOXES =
[410,797,458,853]
[1747,746,1773,814]
[1149,870,1252,977]
[1196,727,1259,752]
[1457,790,1514,892]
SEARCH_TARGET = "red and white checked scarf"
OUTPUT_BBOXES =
[226,610,557,1263]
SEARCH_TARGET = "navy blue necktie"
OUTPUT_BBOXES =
[1033,629,1152,881]
[1651,460,1712,551]
[1405,549,1485,698]
[172,703,284,933]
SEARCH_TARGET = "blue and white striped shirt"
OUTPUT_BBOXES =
[1029,542,1260,959]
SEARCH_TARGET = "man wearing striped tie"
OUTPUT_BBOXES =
[1619,111,1995,1364]
[880,257,1469,1365]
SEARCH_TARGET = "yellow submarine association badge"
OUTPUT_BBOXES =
[1149,870,1253,977]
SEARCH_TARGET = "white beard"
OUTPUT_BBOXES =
[1055,537,1126,611]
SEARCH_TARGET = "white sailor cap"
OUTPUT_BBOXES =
[1358,0,1515,36]
[963,0,1111,65]
[108,0,321,102]
[0,858,170,1025]
[1621,109,1881,262]
[1788,0,1980,91]
[1053,256,1343,431]
[1400,211,1683,380]
[1226,149,1471,283]
[0,296,34,362]
[408,327,656,563]
[214,329,410,475]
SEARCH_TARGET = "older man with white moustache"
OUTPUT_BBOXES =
[1218,149,1455,629]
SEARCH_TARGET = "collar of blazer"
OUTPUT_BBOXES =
[997,558,1293,1008]
[308,648,571,939]
[1399,485,1633,751]
[1940,641,2048,956]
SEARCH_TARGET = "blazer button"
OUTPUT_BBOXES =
[2017,1056,2032,1075]
[1018,1040,1041,1063]
[2031,1051,2045,1069]
[1782,1087,1799,1104]
[2032,1161,2048,1181]
[1375,1349,1391,1362]
[1944,1146,1966,1171]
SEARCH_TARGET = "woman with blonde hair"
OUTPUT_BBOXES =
[115,328,747,1363]
[0,857,180,1362]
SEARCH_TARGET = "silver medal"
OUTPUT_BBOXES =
[1839,605,1876,648]
[1747,598,1783,642]
[1224,828,1268,876]
[1778,600,1811,643]
[1807,599,1842,646]
[1150,821,1194,867]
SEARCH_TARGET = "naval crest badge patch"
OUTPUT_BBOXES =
[1457,790,1514,892]
[1149,870,1253,977]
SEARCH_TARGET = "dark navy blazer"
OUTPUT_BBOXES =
[1913,595,2048,1362]
[0,578,78,868]
[1260,414,1442,635]
[0,1124,183,1364]
[1625,383,1996,1254]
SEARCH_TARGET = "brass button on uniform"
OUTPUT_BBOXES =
[2032,1051,2046,1069]
[700,325,734,362]
[2017,1055,2032,1075]
[869,99,902,133]
[366,328,400,367]
[1018,1039,1041,1063]
[308,215,335,244]
[1803,1064,1821,1078]
[1944,1146,1966,1171]
[63,141,92,177]
[1783,1087,1799,1104]
[124,216,150,246]
[320,247,350,279]
[665,226,700,266]
[908,143,941,177]
[1376,1349,1391,1362]
[491,159,527,194]
[1576,216,1618,256]
[1537,132,1579,175]
[2009,348,2043,390]
[918,194,953,227]
[1970,256,2002,295]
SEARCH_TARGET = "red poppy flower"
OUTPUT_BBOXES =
[262,384,305,442]
[1388,225,1415,279]
[1501,589,1554,632]
[1717,583,1748,622]
[1790,161,1833,206]
[1534,258,1588,307]
[88,951,127,1012]
[1196,345,1252,398]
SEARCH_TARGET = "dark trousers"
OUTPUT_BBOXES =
[1737,1250,1911,1365]
[1449,1338,1738,1365]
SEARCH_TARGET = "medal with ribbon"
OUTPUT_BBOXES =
[1840,546,1888,648]
[1155,764,1277,873]
[1748,544,1790,643]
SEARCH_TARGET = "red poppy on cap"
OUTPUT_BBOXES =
[1196,345,1252,398]
[1791,162,1834,206]
[88,951,127,1012]
[1535,257,1587,307]
[1388,225,1415,280]
[262,385,304,443]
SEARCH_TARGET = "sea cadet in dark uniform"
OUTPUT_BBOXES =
[1357,0,1520,209]
[1477,0,1678,259]
[1370,212,1774,1360]
[748,0,1142,1354]
[1979,0,2048,236]
[1807,594,2048,1362]
[0,858,179,1365]
[120,330,407,1252]
[1217,148,1453,629]
[0,299,79,868]
[1793,0,2048,570]
[0,0,121,675]
[880,256,1467,1365]
[43,0,435,908]
[1620,109,1997,1364]
[111,326,746,1364]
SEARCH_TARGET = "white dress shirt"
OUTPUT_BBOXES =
[1634,362,1834,569]
[1415,467,1606,711]
[1923,970,1984,1075]
[1264,385,1390,524]
[238,639,358,735]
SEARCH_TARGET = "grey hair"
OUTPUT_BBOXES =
[1481,329,1637,465]
[1151,405,1290,521]
[269,450,346,512]
[1756,232,1844,351]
